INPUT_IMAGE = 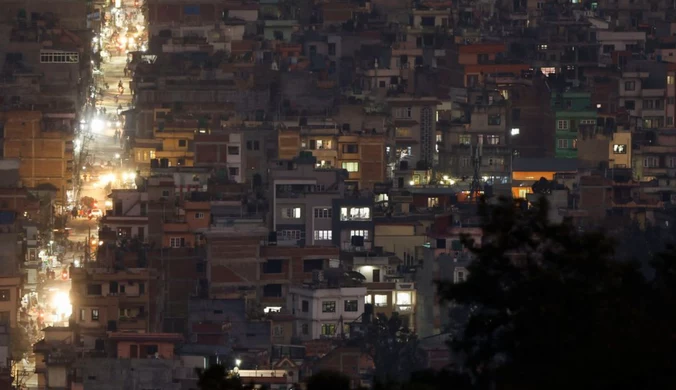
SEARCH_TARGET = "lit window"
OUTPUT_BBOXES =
[322,301,336,313]
[374,294,388,307]
[194,212,205,219]
[613,144,627,154]
[458,134,471,145]
[365,295,372,304]
[668,75,675,85]
[321,323,336,335]
[340,207,371,221]
[350,230,369,240]
[227,146,240,155]
[396,291,412,305]
[341,162,359,172]
[281,207,301,219]
[344,300,359,312]
[557,120,570,130]
[313,230,332,240]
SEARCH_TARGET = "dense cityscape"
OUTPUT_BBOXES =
[0,0,674,388]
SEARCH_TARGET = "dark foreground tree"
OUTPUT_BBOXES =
[365,312,424,383]
[307,370,351,390]
[196,365,257,390]
[438,197,676,390]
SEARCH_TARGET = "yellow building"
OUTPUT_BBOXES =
[152,110,196,167]
[1,110,73,204]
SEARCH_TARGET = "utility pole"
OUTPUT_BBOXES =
[469,140,482,203]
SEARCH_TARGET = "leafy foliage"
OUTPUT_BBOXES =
[438,197,676,390]
[10,327,30,361]
[196,365,256,390]
[365,312,424,383]
[307,370,351,390]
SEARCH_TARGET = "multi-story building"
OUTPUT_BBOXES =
[551,90,597,159]
[277,120,386,191]
[193,132,243,183]
[270,154,345,246]
[618,61,668,129]
[387,96,439,170]
[442,89,512,183]
[100,189,149,241]
[70,267,154,343]
[288,284,367,340]
[1,111,74,206]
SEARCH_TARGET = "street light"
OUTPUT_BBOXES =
[235,359,241,367]
[115,153,121,159]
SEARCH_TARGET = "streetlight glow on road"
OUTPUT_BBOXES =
[50,291,72,318]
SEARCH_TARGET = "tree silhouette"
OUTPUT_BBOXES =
[438,197,676,390]
[307,370,351,390]
[196,365,256,390]
[365,312,423,383]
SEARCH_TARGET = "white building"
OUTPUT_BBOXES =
[288,285,367,340]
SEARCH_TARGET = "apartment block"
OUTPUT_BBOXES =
[552,90,597,159]
[288,285,367,340]
[1,110,74,205]
[100,189,149,241]
[388,97,439,170]
[70,267,154,343]
[270,154,345,246]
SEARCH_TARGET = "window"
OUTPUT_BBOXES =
[170,237,185,248]
[87,284,102,296]
[227,146,240,155]
[459,134,471,145]
[279,230,301,240]
[643,156,658,168]
[342,144,358,153]
[228,167,239,176]
[613,144,627,154]
[303,259,324,272]
[395,107,412,118]
[0,290,9,301]
[487,114,501,125]
[643,99,654,109]
[263,259,283,274]
[321,323,336,336]
[80,309,86,321]
[454,268,467,283]
[624,81,636,91]
[350,230,369,240]
[40,50,79,63]
[396,291,412,306]
[341,162,359,172]
[669,97,676,105]
[328,42,336,55]
[340,207,371,221]
[579,119,596,125]
[313,208,332,218]
[374,294,388,307]
[365,295,372,304]
[669,117,674,126]
[486,135,500,145]
[281,207,301,219]
[460,157,471,167]
[313,230,332,240]
[194,212,205,219]
[668,157,676,168]
[557,139,569,149]
[668,75,675,85]
[263,284,282,297]
[273,325,284,337]
[624,100,635,110]
[302,300,309,312]
[161,190,170,198]
[301,323,309,335]
[91,309,100,321]
[178,139,187,147]
[344,300,359,312]
[246,140,260,150]
[322,301,336,313]
[556,120,569,130]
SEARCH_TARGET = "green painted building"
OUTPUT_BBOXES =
[551,91,597,159]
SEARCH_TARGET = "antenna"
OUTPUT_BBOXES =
[468,139,482,203]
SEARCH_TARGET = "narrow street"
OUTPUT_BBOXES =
[16,2,146,389]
